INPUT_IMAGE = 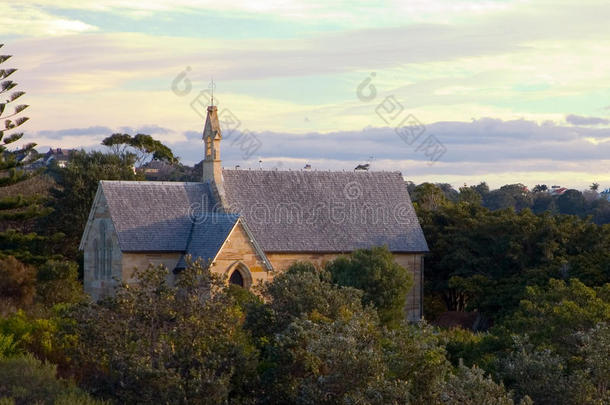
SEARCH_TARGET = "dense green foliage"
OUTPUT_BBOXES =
[62,259,532,404]
[68,260,255,404]
[415,186,610,320]
[0,354,105,405]
[410,181,610,224]
[327,246,413,327]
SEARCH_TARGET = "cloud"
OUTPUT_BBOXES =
[33,124,172,142]
[183,130,201,140]
[37,126,112,139]
[0,4,97,37]
[118,124,173,134]
[566,114,610,126]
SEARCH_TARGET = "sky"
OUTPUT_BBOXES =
[3,0,610,189]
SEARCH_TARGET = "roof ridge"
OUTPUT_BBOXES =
[100,180,209,185]
[222,169,402,174]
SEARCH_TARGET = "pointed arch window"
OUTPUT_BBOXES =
[93,239,100,280]
[227,263,252,290]
[95,221,113,280]
[105,237,113,279]
[229,270,244,287]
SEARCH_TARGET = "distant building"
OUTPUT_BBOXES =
[549,185,567,196]
[139,159,173,180]
[44,148,76,168]
[1,148,40,171]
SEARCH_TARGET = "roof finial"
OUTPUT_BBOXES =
[208,77,216,107]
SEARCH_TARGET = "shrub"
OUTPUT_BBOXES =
[0,256,36,309]
[0,354,105,405]
[36,260,83,306]
[327,246,413,327]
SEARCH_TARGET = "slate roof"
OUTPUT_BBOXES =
[100,181,218,252]
[222,170,428,253]
[176,213,240,269]
[94,170,428,256]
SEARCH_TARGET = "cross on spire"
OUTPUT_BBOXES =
[208,77,216,107]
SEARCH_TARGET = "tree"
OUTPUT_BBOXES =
[250,261,363,335]
[44,150,141,256]
[0,44,32,191]
[500,279,610,355]
[251,265,414,404]
[443,363,529,405]
[102,133,176,167]
[69,260,257,404]
[326,247,413,327]
[437,183,459,202]
[263,309,410,405]
[458,185,483,205]
[495,337,573,405]
[575,323,610,401]
[532,192,555,214]
[590,183,599,191]
[473,182,490,197]
[0,44,51,260]
[556,189,585,216]
[413,182,447,210]
[383,322,451,403]
[483,184,532,212]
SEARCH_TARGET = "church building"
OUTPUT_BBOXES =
[79,106,428,320]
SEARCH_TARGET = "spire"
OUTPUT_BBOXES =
[202,105,225,208]
[202,105,222,154]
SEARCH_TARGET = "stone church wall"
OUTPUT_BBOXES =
[82,193,122,301]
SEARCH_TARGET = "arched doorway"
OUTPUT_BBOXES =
[226,262,253,289]
[229,269,244,287]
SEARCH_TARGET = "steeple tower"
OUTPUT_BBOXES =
[202,105,225,205]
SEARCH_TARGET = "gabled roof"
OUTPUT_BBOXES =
[176,213,239,269]
[99,181,218,251]
[222,170,428,253]
[175,214,273,270]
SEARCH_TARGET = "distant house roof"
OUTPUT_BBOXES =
[222,170,428,253]
[550,187,568,196]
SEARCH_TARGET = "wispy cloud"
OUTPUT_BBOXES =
[566,114,610,126]
[0,4,97,36]
[37,126,112,139]
[118,124,172,134]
